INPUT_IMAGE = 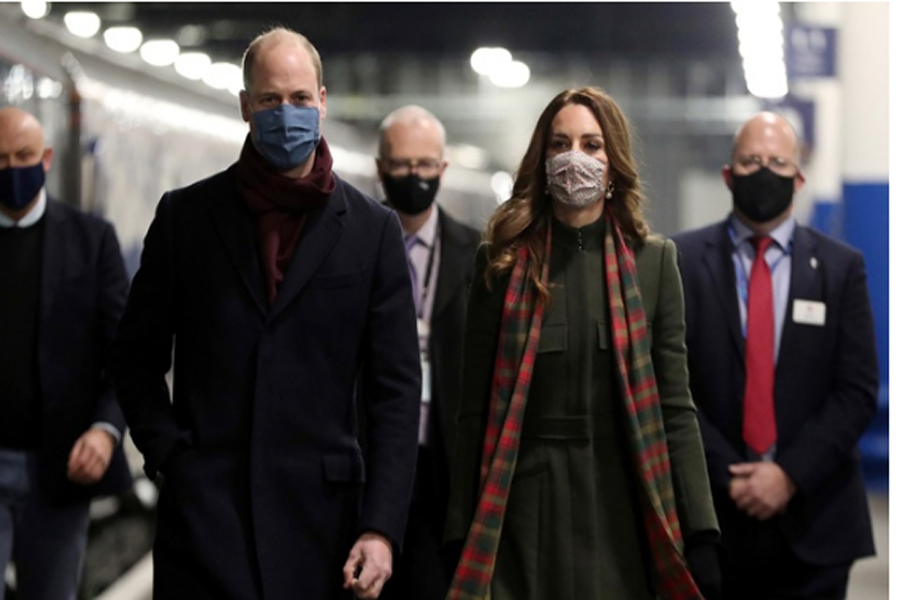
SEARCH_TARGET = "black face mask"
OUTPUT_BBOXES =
[730,167,795,223]
[382,174,439,215]
[0,163,45,211]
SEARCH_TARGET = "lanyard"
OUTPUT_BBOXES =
[417,220,440,320]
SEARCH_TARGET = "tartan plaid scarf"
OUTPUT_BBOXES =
[447,213,701,600]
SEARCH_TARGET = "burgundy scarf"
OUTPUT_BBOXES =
[236,135,335,305]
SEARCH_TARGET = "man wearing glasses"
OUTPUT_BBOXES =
[375,105,480,600]
[672,112,878,599]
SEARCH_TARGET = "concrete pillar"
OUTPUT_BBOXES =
[838,2,889,386]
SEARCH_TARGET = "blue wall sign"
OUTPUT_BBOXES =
[786,25,837,79]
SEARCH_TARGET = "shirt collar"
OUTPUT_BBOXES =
[0,189,47,229]
[407,205,439,248]
[729,212,795,252]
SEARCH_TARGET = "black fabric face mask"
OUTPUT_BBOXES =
[0,163,45,211]
[730,167,795,223]
[382,174,440,215]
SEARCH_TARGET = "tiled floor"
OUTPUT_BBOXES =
[847,492,889,600]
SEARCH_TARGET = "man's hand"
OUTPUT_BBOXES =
[66,427,115,485]
[728,461,797,520]
[342,532,393,599]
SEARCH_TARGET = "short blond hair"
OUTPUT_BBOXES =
[377,105,447,158]
[241,27,323,90]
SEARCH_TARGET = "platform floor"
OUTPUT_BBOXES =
[847,492,889,600]
[93,492,889,600]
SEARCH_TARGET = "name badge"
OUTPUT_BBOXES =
[792,299,826,326]
[417,318,430,338]
[420,352,431,404]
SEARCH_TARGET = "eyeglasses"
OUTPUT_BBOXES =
[734,154,798,177]
[382,158,442,177]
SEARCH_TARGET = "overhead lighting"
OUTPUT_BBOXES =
[20,0,49,19]
[732,1,788,99]
[489,60,530,88]
[140,39,180,67]
[471,46,530,89]
[174,52,211,80]
[470,47,512,76]
[490,171,514,204]
[732,0,780,16]
[64,11,101,38]
[36,76,62,99]
[203,62,242,94]
[104,26,143,53]
[4,65,35,103]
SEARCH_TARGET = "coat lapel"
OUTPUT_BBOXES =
[267,180,347,319]
[211,171,268,316]
[39,199,67,327]
[702,221,744,359]
[779,226,821,367]
[431,211,462,321]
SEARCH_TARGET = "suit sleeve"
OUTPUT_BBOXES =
[444,246,502,544]
[91,220,130,434]
[775,251,879,496]
[652,239,719,536]
[357,211,422,549]
[109,194,186,477]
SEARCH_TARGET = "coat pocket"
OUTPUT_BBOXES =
[538,323,567,353]
[597,319,610,350]
[322,452,366,484]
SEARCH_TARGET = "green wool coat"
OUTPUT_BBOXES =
[445,217,718,599]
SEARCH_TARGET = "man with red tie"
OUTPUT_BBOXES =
[671,112,878,600]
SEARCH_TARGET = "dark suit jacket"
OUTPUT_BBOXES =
[423,209,480,504]
[672,219,877,567]
[110,167,421,600]
[34,198,132,505]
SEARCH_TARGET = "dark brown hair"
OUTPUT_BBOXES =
[484,86,649,298]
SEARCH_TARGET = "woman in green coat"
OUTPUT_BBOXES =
[444,87,721,600]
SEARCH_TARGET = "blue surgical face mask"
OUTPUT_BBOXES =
[251,104,321,172]
[0,163,46,211]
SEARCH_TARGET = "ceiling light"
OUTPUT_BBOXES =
[202,62,242,93]
[20,0,49,19]
[174,52,211,80]
[64,11,101,38]
[140,39,180,66]
[470,47,512,76]
[490,171,514,204]
[489,60,530,88]
[104,26,143,53]
[36,76,63,99]
[733,1,787,99]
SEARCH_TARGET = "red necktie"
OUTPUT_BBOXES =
[743,236,776,455]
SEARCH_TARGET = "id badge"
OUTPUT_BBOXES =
[792,299,826,326]
[420,352,431,404]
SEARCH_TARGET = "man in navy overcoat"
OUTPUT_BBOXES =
[110,28,421,600]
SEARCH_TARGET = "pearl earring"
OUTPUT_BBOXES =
[605,182,615,200]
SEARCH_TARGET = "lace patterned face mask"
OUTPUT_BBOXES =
[545,150,606,208]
